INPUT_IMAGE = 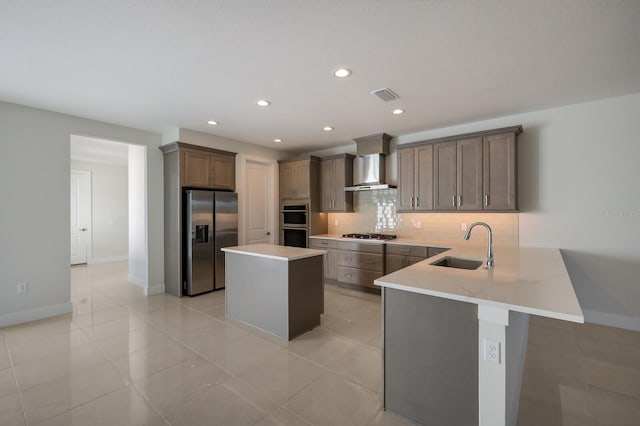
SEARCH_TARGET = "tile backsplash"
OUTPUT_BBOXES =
[327,189,519,246]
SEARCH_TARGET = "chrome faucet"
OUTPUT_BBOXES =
[464,222,494,268]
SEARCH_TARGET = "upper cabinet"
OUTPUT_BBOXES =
[320,154,354,212]
[279,156,319,203]
[434,138,483,211]
[398,126,521,212]
[483,132,517,210]
[397,145,433,211]
[182,147,236,190]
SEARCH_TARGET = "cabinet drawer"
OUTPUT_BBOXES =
[337,250,383,272]
[309,238,337,249]
[337,241,384,254]
[337,266,382,287]
[386,244,428,257]
[427,247,450,258]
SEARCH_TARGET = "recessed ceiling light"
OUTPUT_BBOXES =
[333,68,352,78]
[392,109,405,115]
[207,120,219,125]
[274,138,283,143]
[323,126,334,131]
[256,99,271,107]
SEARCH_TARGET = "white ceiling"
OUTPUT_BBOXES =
[70,135,129,166]
[2,1,640,153]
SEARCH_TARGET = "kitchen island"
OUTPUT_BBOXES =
[375,245,583,426]
[222,244,325,340]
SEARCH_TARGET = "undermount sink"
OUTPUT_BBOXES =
[430,256,484,270]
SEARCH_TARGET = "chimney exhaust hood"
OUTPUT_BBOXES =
[345,133,396,192]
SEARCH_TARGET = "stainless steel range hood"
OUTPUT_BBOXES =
[345,133,396,191]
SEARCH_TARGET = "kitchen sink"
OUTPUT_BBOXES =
[430,256,484,270]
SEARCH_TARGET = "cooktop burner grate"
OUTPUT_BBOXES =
[341,233,397,240]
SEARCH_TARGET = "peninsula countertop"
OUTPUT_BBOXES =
[222,244,326,261]
[375,245,584,323]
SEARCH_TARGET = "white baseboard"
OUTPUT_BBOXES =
[145,283,165,296]
[583,309,640,332]
[127,273,146,288]
[88,255,128,264]
[0,302,73,328]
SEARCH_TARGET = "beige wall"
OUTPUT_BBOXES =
[0,101,163,326]
[327,190,518,246]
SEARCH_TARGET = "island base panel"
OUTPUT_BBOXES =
[225,252,323,340]
[226,254,289,338]
[288,256,323,339]
[383,288,478,426]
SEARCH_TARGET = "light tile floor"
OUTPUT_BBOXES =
[0,261,637,425]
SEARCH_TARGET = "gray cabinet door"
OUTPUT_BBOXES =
[483,132,517,210]
[293,162,310,199]
[456,138,483,211]
[320,156,353,212]
[434,141,457,210]
[320,159,334,211]
[414,144,434,211]
[386,254,406,274]
[397,148,415,210]
[326,247,337,280]
[279,163,294,199]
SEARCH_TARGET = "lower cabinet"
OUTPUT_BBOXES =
[386,244,450,274]
[337,241,385,289]
[309,238,337,280]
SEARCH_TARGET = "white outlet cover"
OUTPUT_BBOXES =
[483,338,501,364]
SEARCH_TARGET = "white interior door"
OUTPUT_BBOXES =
[245,160,273,245]
[71,170,91,265]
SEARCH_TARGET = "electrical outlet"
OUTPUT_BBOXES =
[416,221,422,229]
[461,223,468,232]
[17,282,28,294]
[484,338,500,364]
[334,219,340,226]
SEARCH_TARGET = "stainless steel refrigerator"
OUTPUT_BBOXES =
[184,190,238,296]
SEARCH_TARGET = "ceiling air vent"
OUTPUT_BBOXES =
[370,88,399,102]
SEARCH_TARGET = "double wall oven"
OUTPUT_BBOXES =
[281,203,309,248]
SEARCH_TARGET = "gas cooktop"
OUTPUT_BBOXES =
[341,233,397,240]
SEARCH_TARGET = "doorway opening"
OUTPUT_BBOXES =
[70,135,148,290]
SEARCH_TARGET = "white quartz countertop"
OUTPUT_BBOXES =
[222,244,326,261]
[375,245,584,323]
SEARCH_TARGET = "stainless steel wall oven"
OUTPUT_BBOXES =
[281,227,308,248]
[281,203,309,228]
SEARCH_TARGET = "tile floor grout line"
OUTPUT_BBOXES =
[4,339,28,426]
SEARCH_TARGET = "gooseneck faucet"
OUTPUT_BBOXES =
[464,222,494,268]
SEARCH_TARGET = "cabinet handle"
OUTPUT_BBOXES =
[345,274,352,278]
[415,197,419,206]
[484,193,489,206]
[457,195,462,207]
[320,242,328,245]
[346,257,352,262]
[364,260,374,264]
[410,197,414,207]
[399,249,410,253]
[452,195,456,207]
